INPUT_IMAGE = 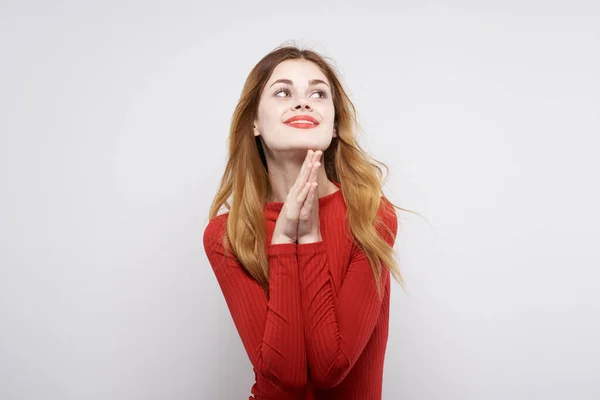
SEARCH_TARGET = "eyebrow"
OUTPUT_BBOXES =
[269,78,330,88]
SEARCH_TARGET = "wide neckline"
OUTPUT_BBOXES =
[264,181,342,212]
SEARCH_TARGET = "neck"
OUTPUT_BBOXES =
[265,156,337,203]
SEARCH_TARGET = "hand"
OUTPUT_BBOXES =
[271,150,321,244]
[297,151,322,243]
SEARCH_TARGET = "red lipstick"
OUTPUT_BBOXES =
[284,115,320,129]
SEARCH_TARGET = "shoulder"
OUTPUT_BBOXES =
[204,212,228,235]
[203,213,230,252]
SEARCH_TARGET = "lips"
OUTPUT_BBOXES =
[284,115,320,126]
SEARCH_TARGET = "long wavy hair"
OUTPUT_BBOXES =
[208,44,421,299]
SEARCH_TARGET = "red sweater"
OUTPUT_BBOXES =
[203,182,398,399]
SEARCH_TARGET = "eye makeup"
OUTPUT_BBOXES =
[274,86,329,99]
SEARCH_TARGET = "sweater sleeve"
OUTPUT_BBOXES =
[297,202,398,388]
[203,217,307,390]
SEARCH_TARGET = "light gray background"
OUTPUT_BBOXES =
[1,1,599,399]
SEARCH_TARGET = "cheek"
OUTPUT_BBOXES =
[259,101,284,125]
[323,104,336,125]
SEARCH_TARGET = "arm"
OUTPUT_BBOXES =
[203,217,307,389]
[297,203,398,388]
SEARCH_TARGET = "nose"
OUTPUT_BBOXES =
[293,98,312,110]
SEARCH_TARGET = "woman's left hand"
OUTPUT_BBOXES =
[297,150,322,244]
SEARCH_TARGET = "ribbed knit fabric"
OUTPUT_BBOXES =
[203,181,398,399]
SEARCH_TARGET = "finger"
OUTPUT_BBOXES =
[292,151,312,193]
[297,150,313,183]
[309,182,318,203]
[308,161,321,184]
[297,181,312,203]
[300,161,312,189]
[302,150,313,174]
[307,151,321,182]
[311,152,322,175]
[311,150,321,164]
[301,183,318,216]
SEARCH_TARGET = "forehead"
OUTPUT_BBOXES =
[267,59,329,85]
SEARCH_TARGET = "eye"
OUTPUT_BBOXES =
[275,87,292,98]
[312,89,328,99]
[274,87,329,99]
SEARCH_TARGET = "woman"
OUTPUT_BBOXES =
[203,44,407,400]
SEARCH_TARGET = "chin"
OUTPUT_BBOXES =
[266,134,332,153]
[291,139,329,151]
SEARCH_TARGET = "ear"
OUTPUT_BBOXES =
[253,123,260,137]
[332,128,337,138]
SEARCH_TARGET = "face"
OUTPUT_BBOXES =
[254,59,336,156]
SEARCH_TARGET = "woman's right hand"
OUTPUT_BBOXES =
[271,149,322,244]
